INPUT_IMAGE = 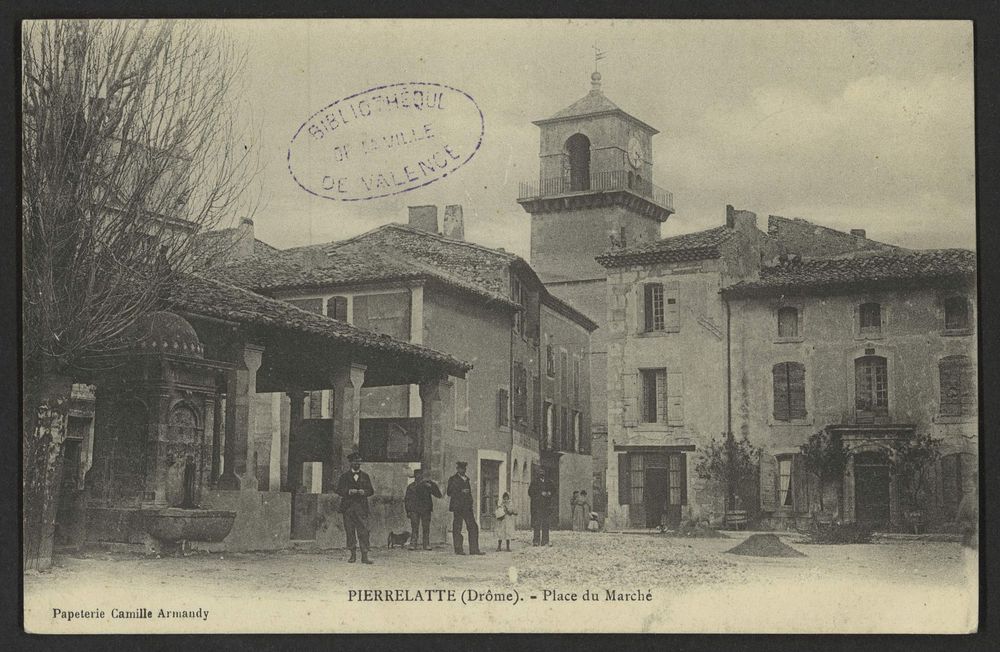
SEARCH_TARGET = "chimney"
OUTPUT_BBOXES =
[408,205,439,233]
[235,217,255,259]
[725,205,757,231]
[850,229,867,239]
[443,204,465,240]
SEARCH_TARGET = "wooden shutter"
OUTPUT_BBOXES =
[680,454,689,505]
[788,362,806,419]
[759,451,778,511]
[622,372,639,427]
[664,281,680,331]
[792,453,808,513]
[773,363,790,421]
[666,371,684,425]
[618,454,631,504]
[327,296,348,321]
[309,391,323,419]
[636,285,647,334]
[643,284,655,332]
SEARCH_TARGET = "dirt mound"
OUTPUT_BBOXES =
[725,533,805,557]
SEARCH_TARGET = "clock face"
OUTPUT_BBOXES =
[627,137,642,169]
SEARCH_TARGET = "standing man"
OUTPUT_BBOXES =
[404,467,441,551]
[529,467,555,547]
[334,452,375,564]
[446,461,484,555]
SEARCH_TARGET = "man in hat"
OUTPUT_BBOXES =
[529,467,555,546]
[404,467,441,550]
[335,452,375,564]
[446,461,484,555]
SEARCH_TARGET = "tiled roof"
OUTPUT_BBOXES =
[167,274,471,374]
[722,249,976,295]
[766,215,903,257]
[536,89,658,134]
[596,225,736,267]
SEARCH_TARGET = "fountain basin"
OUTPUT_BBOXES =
[141,508,236,543]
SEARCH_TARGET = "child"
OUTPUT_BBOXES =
[495,492,517,551]
[587,512,600,532]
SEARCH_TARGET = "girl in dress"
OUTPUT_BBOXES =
[570,491,581,531]
[496,492,517,551]
[574,491,591,531]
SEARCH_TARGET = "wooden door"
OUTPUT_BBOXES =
[480,460,500,531]
[855,453,890,526]
[645,468,668,528]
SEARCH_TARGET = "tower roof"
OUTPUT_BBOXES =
[533,72,658,134]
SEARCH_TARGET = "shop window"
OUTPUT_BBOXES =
[777,306,799,338]
[939,355,976,418]
[772,362,807,421]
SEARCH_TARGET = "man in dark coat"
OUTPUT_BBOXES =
[334,452,375,564]
[404,467,441,550]
[446,461,484,555]
[529,467,555,546]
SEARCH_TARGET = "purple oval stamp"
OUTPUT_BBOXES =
[288,82,485,201]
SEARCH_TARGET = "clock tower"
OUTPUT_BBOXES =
[517,70,673,496]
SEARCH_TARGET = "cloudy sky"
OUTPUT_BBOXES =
[224,20,975,256]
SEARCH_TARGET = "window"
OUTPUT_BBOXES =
[629,454,645,505]
[640,368,667,423]
[859,302,882,335]
[777,456,794,508]
[327,296,348,321]
[546,344,555,377]
[944,297,970,331]
[772,362,807,421]
[573,358,581,404]
[777,307,799,338]
[543,401,554,448]
[512,277,525,336]
[566,133,591,191]
[561,406,570,451]
[513,362,528,425]
[573,411,582,453]
[939,355,975,417]
[855,356,888,415]
[454,376,469,430]
[644,283,665,332]
[560,351,569,399]
[668,455,684,506]
[497,388,509,427]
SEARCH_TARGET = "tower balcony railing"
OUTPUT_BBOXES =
[518,168,674,213]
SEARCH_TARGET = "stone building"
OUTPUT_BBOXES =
[518,71,674,514]
[210,206,597,532]
[597,206,977,531]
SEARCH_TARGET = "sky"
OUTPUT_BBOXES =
[220,19,975,257]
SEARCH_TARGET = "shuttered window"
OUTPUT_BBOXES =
[775,454,808,512]
[860,302,882,335]
[560,351,569,399]
[513,362,528,425]
[546,344,555,377]
[561,407,570,451]
[772,362,807,421]
[855,356,888,415]
[939,355,975,417]
[664,282,680,331]
[326,296,348,321]
[644,283,665,332]
[640,368,666,423]
[629,454,645,505]
[944,297,969,331]
[543,402,554,448]
[497,388,509,427]
[668,455,684,506]
[777,307,799,337]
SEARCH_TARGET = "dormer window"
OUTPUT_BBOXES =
[777,307,799,338]
[944,296,970,332]
[859,302,881,336]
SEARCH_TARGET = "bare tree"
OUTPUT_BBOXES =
[21,19,260,569]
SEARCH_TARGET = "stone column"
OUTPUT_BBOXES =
[331,364,366,476]
[285,389,305,492]
[419,375,451,486]
[218,343,264,490]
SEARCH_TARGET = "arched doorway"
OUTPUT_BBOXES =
[565,133,591,191]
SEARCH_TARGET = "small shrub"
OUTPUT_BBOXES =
[807,522,873,544]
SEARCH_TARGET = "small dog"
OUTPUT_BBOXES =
[387,531,411,549]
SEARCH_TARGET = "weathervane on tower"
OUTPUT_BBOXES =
[591,44,606,91]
